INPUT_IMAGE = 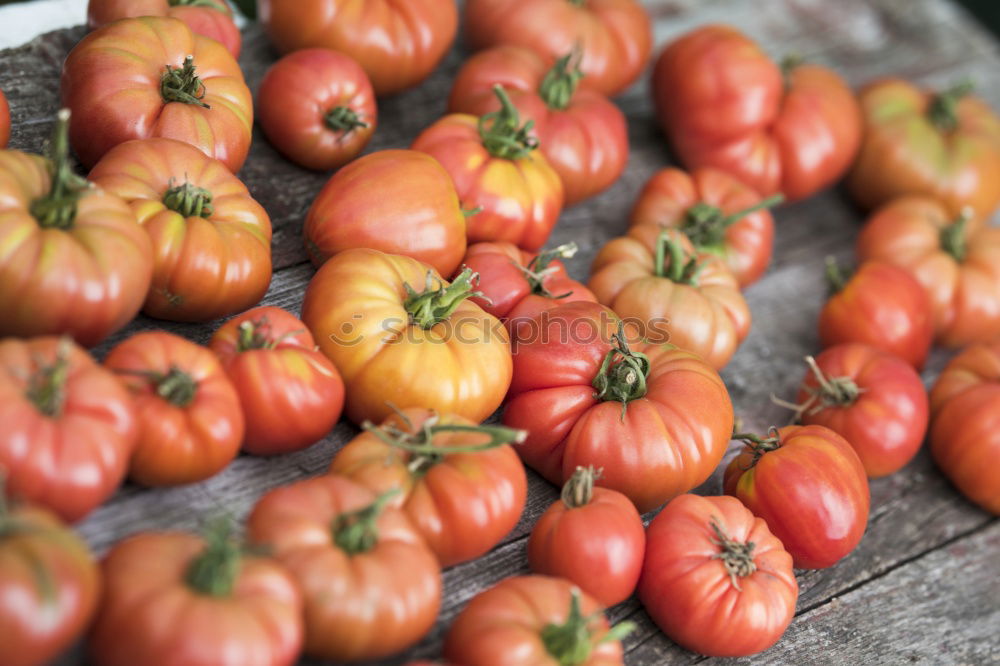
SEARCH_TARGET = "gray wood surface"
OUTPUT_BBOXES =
[2,0,999,664]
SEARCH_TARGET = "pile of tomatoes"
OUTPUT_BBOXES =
[1,1,999,664]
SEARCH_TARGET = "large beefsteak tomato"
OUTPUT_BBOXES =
[87,0,241,58]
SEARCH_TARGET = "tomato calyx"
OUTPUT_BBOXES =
[823,256,852,294]
[592,323,650,419]
[234,317,303,352]
[779,54,803,89]
[24,338,72,418]
[539,50,584,111]
[30,109,90,230]
[117,366,198,407]
[561,466,601,508]
[928,79,974,132]
[163,180,214,218]
[682,194,783,252]
[161,55,211,109]
[332,489,400,555]
[185,518,243,598]
[324,106,369,134]
[708,519,757,591]
[939,208,972,262]
[653,231,704,285]
[404,268,486,329]
[773,355,865,421]
[733,428,782,469]
[518,242,578,298]
[479,84,539,160]
[540,588,634,665]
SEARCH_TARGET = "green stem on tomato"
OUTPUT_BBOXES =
[708,519,757,591]
[518,242,578,298]
[324,105,368,134]
[24,338,73,418]
[403,268,485,329]
[939,208,972,263]
[591,323,650,419]
[824,256,850,294]
[538,49,585,111]
[478,85,538,160]
[682,194,784,251]
[733,428,782,469]
[331,489,400,555]
[163,180,214,218]
[560,466,602,509]
[927,79,974,132]
[161,55,211,108]
[653,231,704,285]
[29,110,91,230]
[185,518,242,598]
[540,588,634,665]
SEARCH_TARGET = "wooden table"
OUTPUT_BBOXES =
[2,1,998,663]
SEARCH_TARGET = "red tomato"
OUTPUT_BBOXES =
[0,337,135,523]
[630,167,779,287]
[0,88,9,147]
[724,425,870,569]
[819,260,934,370]
[88,525,303,666]
[528,466,644,607]
[463,0,652,97]
[503,301,733,513]
[448,46,628,206]
[639,494,797,657]
[258,49,376,171]
[247,475,441,661]
[209,306,345,456]
[444,575,631,666]
[259,0,457,96]
[89,137,272,322]
[62,16,252,172]
[411,86,564,251]
[652,25,861,201]
[104,332,244,486]
[329,408,527,567]
[87,0,242,58]
[304,150,466,277]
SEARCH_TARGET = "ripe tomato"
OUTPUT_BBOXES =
[448,46,627,206]
[104,332,244,486]
[724,425,870,569]
[856,196,1000,348]
[88,525,303,666]
[629,167,780,287]
[588,226,751,369]
[304,150,466,276]
[259,0,457,96]
[209,306,345,457]
[301,248,512,425]
[0,337,135,523]
[62,16,252,172]
[87,0,242,58]
[444,575,631,666]
[89,137,272,322]
[503,301,733,513]
[329,408,527,567]
[528,466,645,607]
[411,87,564,251]
[258,49,376,171]
[247,475,441,661]
[0,501,100,666]
[929,342,1000,514]
[819,260,934,370]
[638,494,797,657]
[0,88,9,147]
[652,25,861,202]
[463,0,652,97]
[848,79,1000,219]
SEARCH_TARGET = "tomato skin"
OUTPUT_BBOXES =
[87,0,242,58]
[304,150,466,277]
[638,494,797,657]
[0,89,9,147]
[104,332,244,486]
[258,49,376,171]
[62,16,253,172]
[209,306,345,457]
[259,0,457,96]
[724,425,871,569]
[652,25,861,201]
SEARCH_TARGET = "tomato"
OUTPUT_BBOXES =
[848,79,1000,219]
[259,0,457,96]
[652,25,861,202]
[258,49,376,171]
[929,342,1000,514]
[303,150,465,276]
[463,0,651,97]
[856,196,1000,348]
[0,337,135,523]
[89,137,272,322]
[448,46,627,206]
[87,0,241,58]
[88,524,303,666]
[104,332,244,486]
[819,260,934,370]
[0,88,9,148]
[301,248,512,425]
[588,226,751,369]
[444,575,631,666]
[638,494,797,657]
[629,167,780,288]
[411,87,564,251]
[209,306,345,457]
[503,301,733,513]
[247,475,441,661]
[62,16,252,172]
[0,501,100,666]
[724,425,870,569]
[329,408,527,567]
[528,466,644,607]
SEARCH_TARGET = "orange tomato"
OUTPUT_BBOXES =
[87,0,241,58]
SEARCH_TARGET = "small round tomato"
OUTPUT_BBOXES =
[247,475,441,661]
[724,425,870,569]
[304,150,466,277]
[258,48,376,171]
[87,0,242,58]
[209,306,345,457]
[638,494,797,657]
[104,332,244,487]
[528,466,644,607]
[412,86,564,251]
[0,88,9,147]
[819,260,934,370]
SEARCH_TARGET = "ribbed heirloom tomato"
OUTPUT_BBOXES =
[87,0,242,58]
